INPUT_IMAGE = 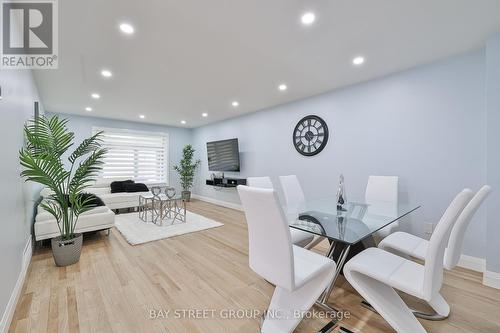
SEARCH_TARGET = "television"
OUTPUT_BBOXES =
[207,138,240,172]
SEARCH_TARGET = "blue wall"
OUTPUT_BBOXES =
[486,33,500,273]
[46,113,193,191]
[0,70,42,327]
[192,49,488,259]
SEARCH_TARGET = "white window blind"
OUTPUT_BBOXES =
[93,127,169,184]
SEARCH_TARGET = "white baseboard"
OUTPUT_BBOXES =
[457,254,486,273]
[483,270,500,289]
[0,237,33,333]
[191,194,243,211]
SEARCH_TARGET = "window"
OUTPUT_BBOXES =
[93,127,169,184]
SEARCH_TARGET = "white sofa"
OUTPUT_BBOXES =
[35,205,115,241]
[85,178,150,210]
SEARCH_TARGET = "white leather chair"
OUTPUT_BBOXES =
[237,185,337,333]
[365,175,399,238]
[379,185,491,271]
[344,189,473,333]
[247,177,274,189]
[247,176,313,248]
[279,175,324,250]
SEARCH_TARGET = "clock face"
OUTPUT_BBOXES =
[293,115,329,156]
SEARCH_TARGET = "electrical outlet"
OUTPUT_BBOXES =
[424,222,434,234]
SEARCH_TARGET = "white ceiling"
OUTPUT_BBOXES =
[33,0,500,128]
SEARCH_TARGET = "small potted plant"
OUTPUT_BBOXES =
[173,145,200,201]
[19,115,107,266]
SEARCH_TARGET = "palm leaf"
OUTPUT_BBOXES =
[68,131,104,164]
[68,148,107,194]
[19,150,69,191]
[24,116,74,158]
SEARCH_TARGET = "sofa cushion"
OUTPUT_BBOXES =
[99,192,148,204]
[86,187,110,195]
[110,180,134,193]
[123,182,149,192]
[35,207,115,241]
[36,205,110,222]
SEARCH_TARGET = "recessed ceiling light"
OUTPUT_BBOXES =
[202,112,208,117]
[101,69,112,78]
[181,120,186,124]
[139,114,145,119]
[278,84,288,91]
[232,101,239,107]
[119,23,134,34]
[301,12,316,25]
[85,107,92,112]
[352,56,365,66]
[91,93,100,99]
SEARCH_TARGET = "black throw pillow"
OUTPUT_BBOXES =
[123,182,149,193]
[110,180,134,193]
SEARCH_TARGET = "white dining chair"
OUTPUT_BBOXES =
[365,175,399,238]
[237,185,337,333]
[344,189,473,333]
[279,175,325,250]
[379,185,490,271]
[247,177,274,189]
[247,176,314,248]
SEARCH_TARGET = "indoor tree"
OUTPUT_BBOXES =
[173,144,200,201]
[19,115,107,265]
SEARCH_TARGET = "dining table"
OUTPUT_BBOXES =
[283,196,420,329]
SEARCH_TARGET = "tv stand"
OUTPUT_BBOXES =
[206,177,246,188]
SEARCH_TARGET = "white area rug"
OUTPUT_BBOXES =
[114,211,223,245]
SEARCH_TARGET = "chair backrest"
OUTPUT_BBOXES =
[444,185,491,269]
[365,176,399,204]
[365,176,399,217]
[279,175,306,209]
[247,176,273,189]
[237,185,295,291]
[423,189,473,299]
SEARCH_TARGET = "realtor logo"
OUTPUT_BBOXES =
[1,0,58,69]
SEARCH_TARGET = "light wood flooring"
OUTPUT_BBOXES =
[9,199,500,333]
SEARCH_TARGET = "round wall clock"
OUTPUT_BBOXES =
[293,115,329,156]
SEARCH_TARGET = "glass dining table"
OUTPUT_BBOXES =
[283,197,420,314]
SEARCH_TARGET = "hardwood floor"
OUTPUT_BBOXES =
[9,199,500,333]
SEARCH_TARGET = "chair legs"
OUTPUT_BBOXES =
[413,293,450,320]
[344,270,426,333]
[261,264,337,333]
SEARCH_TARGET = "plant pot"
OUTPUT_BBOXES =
[51,233,83,267]
[181,190,191,201]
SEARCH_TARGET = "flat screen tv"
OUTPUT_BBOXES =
[207,138,240,172]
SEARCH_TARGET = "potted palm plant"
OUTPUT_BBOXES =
[19,115,107,266]
[173,145,200,201]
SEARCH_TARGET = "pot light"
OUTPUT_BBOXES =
[278,84,287,91]
[181,120,186,124]
[139,114,145,119]
[232,101,239,107]
[202,112,208,117]
[85,107,92,112]
[301,12,316,25]
[101,69,112,78]
[352,56,365,66]
[91,93,100,99]
[119,23,134,34]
